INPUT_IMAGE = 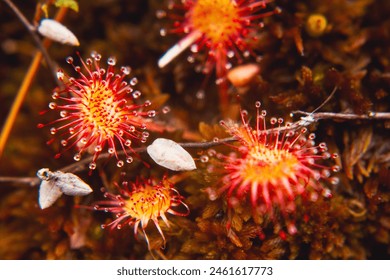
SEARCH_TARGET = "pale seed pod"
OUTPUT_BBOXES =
[38,19,80,46]
[37,168,92,209]
[146,138,197,171]
[38,179,63,209]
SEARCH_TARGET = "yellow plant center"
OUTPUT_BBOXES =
[82,82,121,137]
[190,0,241,45]
[241,144,300,183]
[123,186,171,220]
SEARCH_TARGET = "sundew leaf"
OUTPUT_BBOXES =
[54,0,79,12]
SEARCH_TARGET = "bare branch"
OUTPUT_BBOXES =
[0,176,40,187]
[0,137,238,188]
[292,111,390,121]
[2,0,61,86]
[178,137,237,148]
[8,108,373,189]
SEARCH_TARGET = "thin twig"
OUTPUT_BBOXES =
[8,106,387,188]
[0,118,320,188]
[2,0,60,84]
[40,107,390,177]
[292,111,390,121]
[0,137,238,188]
[0,176,40,187]
[60,137,239,173]
[178,137,236,148]
[0,6,67,159]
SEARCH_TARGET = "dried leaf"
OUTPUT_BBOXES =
[202,202,221,219]
[198,122,228,140]
[227,228,243,247]
[146,138,196,171]
[342,127,373,179]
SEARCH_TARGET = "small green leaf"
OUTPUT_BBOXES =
[54,0,79,12]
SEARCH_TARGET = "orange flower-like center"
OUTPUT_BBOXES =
[82,81,123,138]
[190,0,241,46]
[123,186,171,222]
[241,144,300,183]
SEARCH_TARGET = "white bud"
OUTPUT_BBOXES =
[146,138,196,171]
[38,19,80,46]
